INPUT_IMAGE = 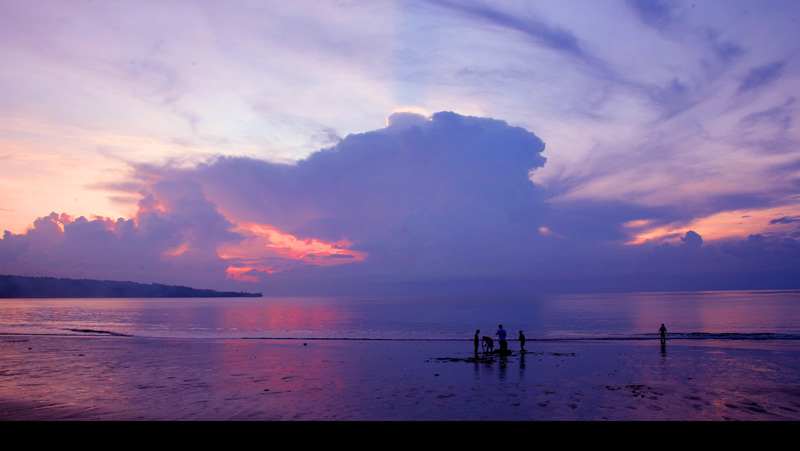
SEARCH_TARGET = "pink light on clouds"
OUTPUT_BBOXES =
[259,225,365,262]
[624,205,800,245]
[218,222,367,282]
[225,265,272,283]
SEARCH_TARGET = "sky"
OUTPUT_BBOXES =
[1,0,799,296]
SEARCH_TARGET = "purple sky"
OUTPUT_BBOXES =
[1,0,799,295]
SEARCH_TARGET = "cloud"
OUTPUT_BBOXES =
[680,230,703,247]
[625,0,676,31]
[0,178,242,287]
[151,111,550,279]
[1,111,553,291]
[2,111,798,295]
[770,216,800,225]
[427,0,584,56]
[738,61,786,94]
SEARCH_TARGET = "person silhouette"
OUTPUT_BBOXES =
[474,329,480,353]
[658,323,667,343]
[496,324,507,351]
[519,330,526,352]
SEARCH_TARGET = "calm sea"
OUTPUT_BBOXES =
[1,290,799,342]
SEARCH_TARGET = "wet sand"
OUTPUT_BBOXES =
[2,335,800,421]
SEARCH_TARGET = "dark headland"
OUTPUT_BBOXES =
[0,274,262,298]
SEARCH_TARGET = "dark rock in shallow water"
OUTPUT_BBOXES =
[65,328,132,337]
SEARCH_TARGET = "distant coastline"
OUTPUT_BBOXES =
[0,274,262,298]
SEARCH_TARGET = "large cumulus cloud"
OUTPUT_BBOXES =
[142,111,553,286]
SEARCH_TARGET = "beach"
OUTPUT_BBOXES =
[2,335,800,421]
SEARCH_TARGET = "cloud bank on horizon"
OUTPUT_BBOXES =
[1,0,799,294]
[3,111,798,294]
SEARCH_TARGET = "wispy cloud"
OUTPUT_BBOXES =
[738,61,787,94]
[426,0,586,58]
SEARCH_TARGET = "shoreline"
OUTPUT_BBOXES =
[2,335,800,421]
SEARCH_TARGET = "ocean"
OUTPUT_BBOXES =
[2,290,799,342]
[3,289,800,420]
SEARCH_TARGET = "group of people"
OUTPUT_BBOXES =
[473,323,670,354]
[474,324,525,354]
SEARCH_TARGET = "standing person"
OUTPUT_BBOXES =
[519,330,526,352]
[496,324,507,351]
[658,323,667,343]
[474,329,480,353]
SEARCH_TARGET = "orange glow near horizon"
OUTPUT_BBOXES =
[624,205,800,245]
[218,222,367,282]
[225,265,277,282]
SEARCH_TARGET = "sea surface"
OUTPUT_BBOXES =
[2,290,799,343]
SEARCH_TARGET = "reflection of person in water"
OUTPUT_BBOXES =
[474,329,480,353]
[519,330,526,351]
[496,324,507,351]
[658,323,668,343]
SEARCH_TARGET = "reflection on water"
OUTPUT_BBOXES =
[2,327,800,420]
[1,290,799,341]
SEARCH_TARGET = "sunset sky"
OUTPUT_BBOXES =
[1,0,799,295]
